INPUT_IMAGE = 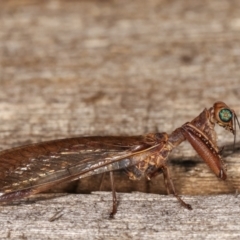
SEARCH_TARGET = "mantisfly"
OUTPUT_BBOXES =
[0,101,239,217]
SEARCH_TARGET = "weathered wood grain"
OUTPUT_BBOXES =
[0,0,240,239]
[0,192,240,240]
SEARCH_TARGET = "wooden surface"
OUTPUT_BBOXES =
[1,192,240,240]
[0,0,240,239]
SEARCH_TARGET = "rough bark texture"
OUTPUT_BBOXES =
[0,0,240,239]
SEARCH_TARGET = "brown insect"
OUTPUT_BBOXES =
[0,101,239,217]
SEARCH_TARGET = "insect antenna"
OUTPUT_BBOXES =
[233,112,240,150]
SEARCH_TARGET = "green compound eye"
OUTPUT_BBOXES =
[219,109,233,122]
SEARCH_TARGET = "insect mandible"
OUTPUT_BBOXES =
[0,101,239,217]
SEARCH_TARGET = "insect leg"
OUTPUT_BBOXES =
[99,173,106,191]
[181,123,227,180]
[162,169,171,195]
[109,171,118,218]
[162,166,192,210]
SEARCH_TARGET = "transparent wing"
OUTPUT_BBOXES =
[0,135,165,200]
